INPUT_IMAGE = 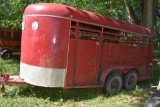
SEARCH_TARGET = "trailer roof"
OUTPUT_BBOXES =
[24,3,151,36]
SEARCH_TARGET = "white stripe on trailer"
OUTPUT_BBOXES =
[20,62,66,87]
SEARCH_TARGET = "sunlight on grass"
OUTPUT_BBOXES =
[0,53,20,75]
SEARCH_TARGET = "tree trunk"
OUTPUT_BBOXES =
[124,0,156,33]
[142,0,155,32]
[124,0,139,24]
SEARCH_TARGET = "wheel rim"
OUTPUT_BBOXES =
[4,53,11,59]
[128,74,136,86]
[109,77,121,91]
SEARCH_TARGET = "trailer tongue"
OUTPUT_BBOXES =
[0,69,28,92]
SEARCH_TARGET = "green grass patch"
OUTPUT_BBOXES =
[0,52,20,75]
[0,52,160,107]
[0,86,150,107]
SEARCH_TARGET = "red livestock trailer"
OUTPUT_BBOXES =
[0,3,153,95]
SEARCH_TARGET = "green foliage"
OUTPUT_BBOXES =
[153,1,160,44]
[0,0,127,29]
[153,50,160,59]
[0,0,30,29]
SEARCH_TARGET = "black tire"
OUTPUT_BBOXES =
[1,50,12,59]
[123,70,137,90]
[144,97,160,107]
[104,72,122,95]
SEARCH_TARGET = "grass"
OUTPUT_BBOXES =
[0,52,160,107]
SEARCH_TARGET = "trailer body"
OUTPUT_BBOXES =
[0,3,153,94]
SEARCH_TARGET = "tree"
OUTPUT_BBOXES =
[123,0,160,48]
[124,0,139,24]
[123,0,157,32]
[0,0,31,29]
[142,0,155,31]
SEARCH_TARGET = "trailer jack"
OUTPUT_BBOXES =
[0,69,28,93]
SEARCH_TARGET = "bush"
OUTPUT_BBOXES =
[153,50,160,59]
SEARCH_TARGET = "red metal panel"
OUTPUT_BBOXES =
[66,38,76,86]
[121,60,135,66]
[137,46,152,80]
[74,40,100,84]
[100,42,139,69]
[101,43,123,67]
[21,17,70,68]
[121,46,137,61]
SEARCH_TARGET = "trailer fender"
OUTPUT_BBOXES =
[98,66,135,84]
[98,67,122,84]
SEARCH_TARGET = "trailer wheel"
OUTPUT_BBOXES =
[123,70,137,90]
[104,72,122,95]
[1,50,12,59]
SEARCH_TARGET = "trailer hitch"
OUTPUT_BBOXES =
[0,68,28,92]
[0,68,10,93]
